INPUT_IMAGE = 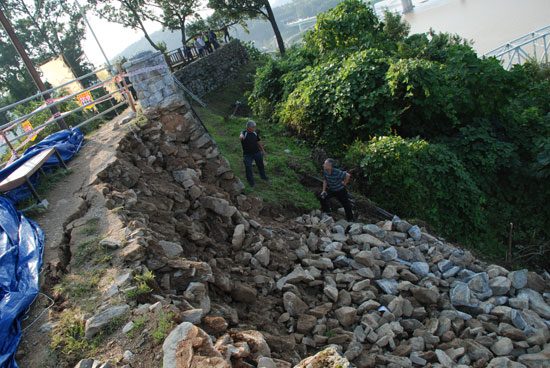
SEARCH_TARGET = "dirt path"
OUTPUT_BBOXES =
[16,108,137,367]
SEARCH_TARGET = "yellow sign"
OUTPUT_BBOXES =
[77,91,95,109]
[22,121,37,141]
[39,56,84,95]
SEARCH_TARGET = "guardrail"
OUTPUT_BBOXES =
[0,64,135,169]
[485,25,550,70]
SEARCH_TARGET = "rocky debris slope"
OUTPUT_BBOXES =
[79,102,550,368]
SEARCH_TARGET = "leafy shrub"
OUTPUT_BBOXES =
[346,136,487,244]
[304,0,381,54]
[279,49,396,153]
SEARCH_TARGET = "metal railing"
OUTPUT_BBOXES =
[0,64,134,169]
[485,25,550,70]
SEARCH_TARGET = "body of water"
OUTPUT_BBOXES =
[375,0,550,55]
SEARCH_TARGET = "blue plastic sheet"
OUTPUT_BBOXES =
[0,128,84,203]
[0,196,45,367]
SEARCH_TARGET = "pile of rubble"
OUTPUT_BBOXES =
[76,97,550,368]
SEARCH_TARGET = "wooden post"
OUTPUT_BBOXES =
[2,133,19,160]
[116,63,137,113]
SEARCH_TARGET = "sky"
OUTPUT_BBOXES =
[81,13,162,67]
[81,0,294,67]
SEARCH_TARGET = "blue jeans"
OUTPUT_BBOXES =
[243,152,267,186]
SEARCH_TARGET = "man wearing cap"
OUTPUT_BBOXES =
[239,120,271,189]
[320,158,354,222]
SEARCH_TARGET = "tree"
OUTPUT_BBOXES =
[151,0,200,46]
[208,0,286,54]
[89,0,162,51]
[0,0,91,117]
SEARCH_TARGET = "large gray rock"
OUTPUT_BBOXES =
[173,168,198,184]
[283,291,308,317]
[231,224,246,250]
[200,196,237,218]
[411,262,430,277]
[518,346,550,368]
[518,289,550,319]
[276,266,314,290]
[354,251,375,267]
[121,240,145,262]
[487,357,528,368]
[335,307,357,327]
[363,224,386,239]
[85,305,129,337]
[254,247,270,267]
[411,286,439,305]
[450,282,472,307]
[435,349,455,366]
[381,247,398,262]
[491,337,514,356]
[509,269,528,290]
[490,276,512,296]
[376,279,399,295]
[159,240,183,258]
[351,233,385,247]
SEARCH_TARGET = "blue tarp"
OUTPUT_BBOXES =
[0,128,84,203]
[0,196,44,367]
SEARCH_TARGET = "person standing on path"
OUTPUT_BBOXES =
[239,120,271,190]
[319,158,354,222]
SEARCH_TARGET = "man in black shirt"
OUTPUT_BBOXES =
[239,120,270,189]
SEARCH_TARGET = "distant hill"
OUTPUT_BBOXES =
[112,30,183,62]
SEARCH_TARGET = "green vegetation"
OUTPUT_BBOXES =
[79,217,100,236]
[128,316,147,338]
[50,309,99,360]
[247,0,550,268]
[125,271,154,301]
[72,236,112,267]
[194,62,319,212]
[151,312,175,342]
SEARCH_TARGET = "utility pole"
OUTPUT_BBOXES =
[0,6,68,130]
[75,0,111,67]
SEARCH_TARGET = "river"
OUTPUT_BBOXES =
[374,0,550,55]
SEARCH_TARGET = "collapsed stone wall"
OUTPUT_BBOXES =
[173,40,250,97]
[83,50,550,368]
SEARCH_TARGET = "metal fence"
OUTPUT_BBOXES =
[0,65,135,169]
[485,25,550,70]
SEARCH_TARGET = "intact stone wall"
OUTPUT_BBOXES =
[174,40,250,97]
[123,51,184,112]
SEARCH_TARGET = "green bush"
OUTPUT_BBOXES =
[346,136,487,244]
[279,49,396,153]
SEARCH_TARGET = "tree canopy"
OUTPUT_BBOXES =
[248,0,550,268]
[208,0,286,54]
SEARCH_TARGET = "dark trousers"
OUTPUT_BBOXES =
[320,188,354,221]
[243,152,267,186]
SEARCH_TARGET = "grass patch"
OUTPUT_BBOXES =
[125,271,154,302]
[79,217,100,236]
[72,235,112,267]
[50,309,99,361]
[128,316,147,338]
[151,312,174,342]
[194,62,319,212]
[53,268,105,301]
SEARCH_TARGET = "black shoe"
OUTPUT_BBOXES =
[263,178,272,183]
